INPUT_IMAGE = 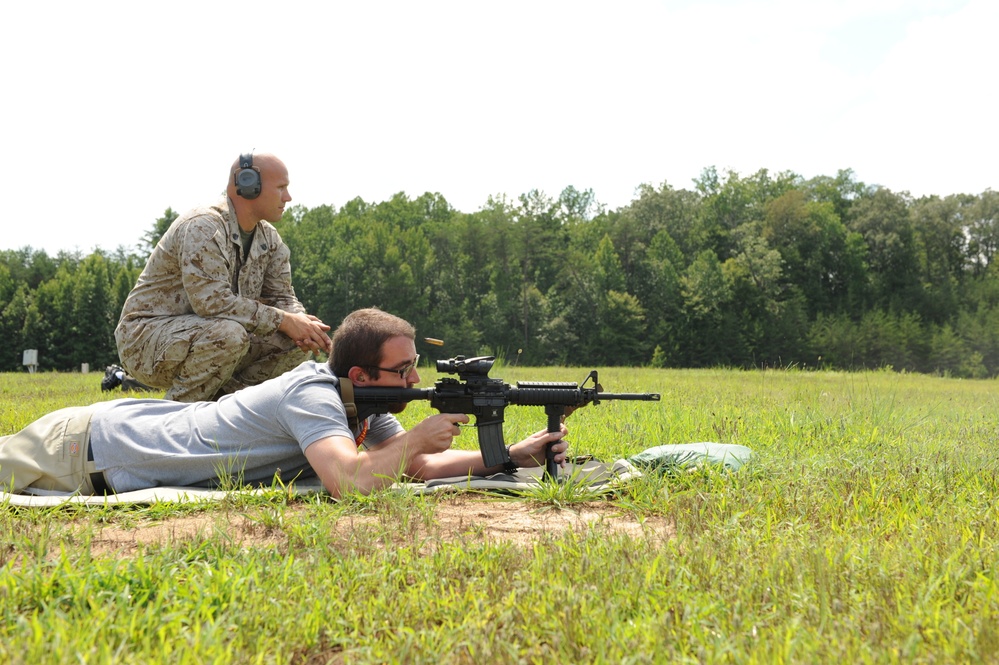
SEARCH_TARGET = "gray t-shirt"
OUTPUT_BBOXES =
[89,361,404,492]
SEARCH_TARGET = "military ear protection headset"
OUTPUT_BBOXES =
[234,153,261,199]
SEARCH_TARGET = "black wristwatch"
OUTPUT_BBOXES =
[503,445,519,473]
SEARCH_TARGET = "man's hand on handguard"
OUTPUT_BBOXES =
[510,422,569,469]
[279,312,333,354]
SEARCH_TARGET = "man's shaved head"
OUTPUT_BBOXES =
[226,152,292,227]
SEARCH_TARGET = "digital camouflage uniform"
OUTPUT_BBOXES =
[115,197,309,402]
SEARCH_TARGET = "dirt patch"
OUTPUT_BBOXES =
[87,513,288,556]
[84,495,673,557]
[423,495,674,546]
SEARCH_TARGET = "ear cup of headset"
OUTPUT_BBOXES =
[235,153,261,199]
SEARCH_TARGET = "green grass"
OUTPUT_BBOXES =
[2,367,999,663]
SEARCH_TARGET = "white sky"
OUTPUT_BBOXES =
[1,0,995,255]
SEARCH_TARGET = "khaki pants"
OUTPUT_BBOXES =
[0,404,106,494]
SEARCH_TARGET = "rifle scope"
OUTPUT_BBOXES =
[436,355,495,377]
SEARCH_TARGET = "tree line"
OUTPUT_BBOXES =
[2,167,998,377]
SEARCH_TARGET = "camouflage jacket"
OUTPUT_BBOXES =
[117,197,305,337]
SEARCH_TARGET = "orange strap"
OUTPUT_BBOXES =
[355,420,369,448]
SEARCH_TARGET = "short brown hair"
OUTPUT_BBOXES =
[328,308,416,377]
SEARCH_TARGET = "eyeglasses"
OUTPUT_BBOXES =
[364,354,419,379]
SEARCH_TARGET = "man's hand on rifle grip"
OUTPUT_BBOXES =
[407,413,471,454]
[511,422,569,468]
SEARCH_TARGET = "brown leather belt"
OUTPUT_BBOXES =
[85,439,112,495]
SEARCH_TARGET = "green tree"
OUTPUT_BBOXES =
[846,188,920,312]
[593,235,626,293]
[804,168,871,223]
[0,284,30,370]
[557,185,597,222]
[626,182,703,262]
[24,271,74,370]
[762,190,868,317]
[910,194,969,323]
[71,253,117,369]
[0,248,58,290]
[681,249,732,366]
[142,207,179,255]
[633,229,686,365]
[598,290,647,365]
[282,203,346,326]
[110,257,143,330]
[953,302,999,375]
[0,262,14,311]
[474,196,535,360]
[694,167,798,262]
[966,189,999,277]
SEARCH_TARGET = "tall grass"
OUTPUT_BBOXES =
[2,367,999,663]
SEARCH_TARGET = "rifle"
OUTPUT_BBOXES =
[339,355,661,480]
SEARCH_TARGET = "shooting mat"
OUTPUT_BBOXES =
[1,442,751,507]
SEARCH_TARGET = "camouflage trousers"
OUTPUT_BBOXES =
[116,315,310,402]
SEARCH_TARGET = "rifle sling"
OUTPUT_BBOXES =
[339,377,359,430]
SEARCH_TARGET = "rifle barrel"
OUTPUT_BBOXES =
[595,392,661,401]
[504,386,661,406]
